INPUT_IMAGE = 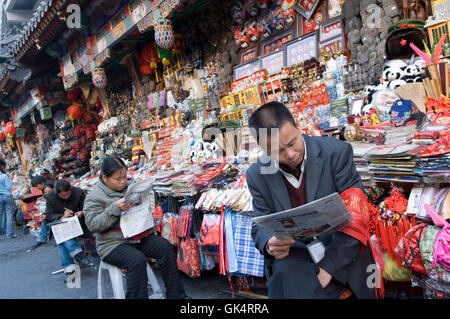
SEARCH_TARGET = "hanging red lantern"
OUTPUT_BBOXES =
[139,61,154,75]
[67,104,83,121]
[5,122,16,136]
[66,88,81,102]
[0,132,5,141]
[140,43,160,69]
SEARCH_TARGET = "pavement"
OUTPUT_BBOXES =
[0,225,255,299]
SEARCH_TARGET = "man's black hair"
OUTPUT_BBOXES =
[45,180,54,189]
[55,179,71,194]
[248,101,297,141]
[31,175,47,187]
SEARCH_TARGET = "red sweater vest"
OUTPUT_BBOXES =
[281,173,307,208]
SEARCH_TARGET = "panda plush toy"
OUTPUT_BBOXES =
[389,79,407,90]
[381,61,406,84]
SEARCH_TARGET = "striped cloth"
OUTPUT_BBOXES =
[231,209,264,277]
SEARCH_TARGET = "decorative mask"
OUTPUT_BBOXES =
[282,8,296,25]
[244,0,259,17]
[270,5,284,30]
[246,19,260,42]
[255,0,270,9]
[234,26,250,48]
[258,15,273,38]
[231,1,246,25]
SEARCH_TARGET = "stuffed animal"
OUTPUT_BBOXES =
[389,79,407,90]
[390,99,413,126]
[381,64,406,83]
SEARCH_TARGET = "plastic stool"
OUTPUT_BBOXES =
[97,260,164,299]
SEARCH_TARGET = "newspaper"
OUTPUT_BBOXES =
[120,178,156,238]
[50,216,84,245]
[252,193,353,240]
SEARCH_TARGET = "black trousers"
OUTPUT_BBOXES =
[103,234,186,299]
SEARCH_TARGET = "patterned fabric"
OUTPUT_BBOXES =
[340,187,370,245]
[177,237,201,278]
[230,209,264,277]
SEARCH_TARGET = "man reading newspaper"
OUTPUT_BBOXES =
[246,102,380,299]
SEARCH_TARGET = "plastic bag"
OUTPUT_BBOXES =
[176,205,193,239]
[161,213,178,245]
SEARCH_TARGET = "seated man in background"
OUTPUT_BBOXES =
[45,179,91,282]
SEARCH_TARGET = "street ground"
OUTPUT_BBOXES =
[0,225,255,299]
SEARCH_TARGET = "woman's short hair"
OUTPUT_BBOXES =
[101,156,127,178]
[55,179,71,194]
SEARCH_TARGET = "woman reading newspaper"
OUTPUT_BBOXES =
[83,156,188,299]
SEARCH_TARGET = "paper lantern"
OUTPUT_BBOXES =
[154,23,174,50]
[4,122,16,136]
[0,132,5,141]
[140,62,154,75]
[67,104,83,121]
[66,88,81,102]
[92,68,107,88]
[140,43,160,69]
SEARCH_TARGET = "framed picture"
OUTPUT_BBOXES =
[260,29,294,56]
[350,97,365,115]
[320,18,343,42]
[240,46,258,64]
[233,59,261,81]
[285,31,319,66]
[261,50,285,75]
[320,34,345,52]
[294,0,322,20]
[301,8,324,36]
[325,0,344,20]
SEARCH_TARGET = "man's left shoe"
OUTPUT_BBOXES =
[73,252,91,268]
[8,234,17,239]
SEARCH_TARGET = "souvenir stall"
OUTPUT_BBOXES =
[339,2,450,298]
[27,0,446,298]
